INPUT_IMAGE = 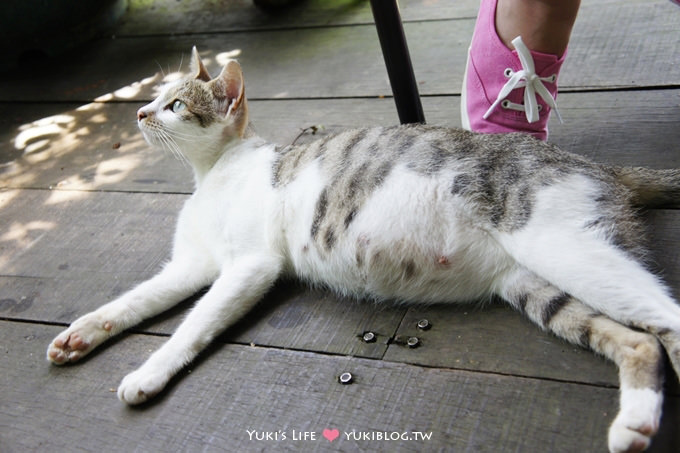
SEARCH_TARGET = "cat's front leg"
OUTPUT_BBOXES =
[47,259,217,364]
[117,254,282,405]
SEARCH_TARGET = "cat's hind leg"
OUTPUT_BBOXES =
[117,253,282,405]
[495,175,680,382]
[500,220,680,382]
[47,258,217,364]
[497,267,664,453]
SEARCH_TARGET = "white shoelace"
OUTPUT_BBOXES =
[483,36,563,124]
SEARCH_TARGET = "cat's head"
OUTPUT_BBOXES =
[137,47,249,170]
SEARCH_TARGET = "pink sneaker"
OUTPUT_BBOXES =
[461,0,565,140]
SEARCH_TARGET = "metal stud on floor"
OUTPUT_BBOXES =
[407,337,420,348]
[417,319,431,330]
[338,372,353,384]
[362,331,377,343]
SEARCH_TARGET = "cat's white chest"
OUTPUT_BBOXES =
[174,143,278,266]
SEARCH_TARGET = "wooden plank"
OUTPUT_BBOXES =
[0,274,404,360]
[3,89,680,193]
[2,1,679,102]
[227,281,406,358]
[384,303,619,386]
[4,321,679,452]
[0,189,179,280]
[116,0,481,36]
[0,23,420,102]
[0,188,180,328]
[565,0,680,91]
[116,0,664,37]
[0,101,195,194]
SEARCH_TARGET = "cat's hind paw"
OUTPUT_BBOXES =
[608,424,652,453]
[47,314,113,364]
[607,388,662,453]
[117,367,169,405]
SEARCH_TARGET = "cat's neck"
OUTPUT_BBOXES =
[191,132,270,187]
[190,148,224,184]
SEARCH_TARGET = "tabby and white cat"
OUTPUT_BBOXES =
[48,48,680,453]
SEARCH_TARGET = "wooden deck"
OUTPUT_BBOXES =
[2,0,680,451]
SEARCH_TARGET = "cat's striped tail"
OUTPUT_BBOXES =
[615,167,680,208]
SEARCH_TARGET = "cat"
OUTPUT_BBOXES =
[47,47,680,453]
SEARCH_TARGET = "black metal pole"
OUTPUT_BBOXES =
[369,0,426,124]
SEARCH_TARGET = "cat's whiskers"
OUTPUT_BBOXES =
[154,128,190,168]
[160,126,200,147]
[177,53,184,74]
[155,60,166,78]
[165,129,205,140]
[164,136,191,168]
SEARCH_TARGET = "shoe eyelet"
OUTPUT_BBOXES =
[504,68,513,78]
[501,100,511,109]
[537,104,543,111]
[548,74,557,83]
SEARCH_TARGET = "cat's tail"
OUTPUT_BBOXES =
[614,167,680,208]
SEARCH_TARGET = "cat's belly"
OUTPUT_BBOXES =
[293,228,508,303]
[282,165,513,303]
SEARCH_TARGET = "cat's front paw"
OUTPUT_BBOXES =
[47,314,113,364]
[117,366,170,405]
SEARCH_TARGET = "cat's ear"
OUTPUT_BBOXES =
[190,46,212,82]
[216,60,246,118]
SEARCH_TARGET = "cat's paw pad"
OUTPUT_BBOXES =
[47,315,113,364]
[47,331,91,364]
[117,368,169,405]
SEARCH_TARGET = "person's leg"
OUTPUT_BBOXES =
[461,0,580,140]
[496,0,580,57]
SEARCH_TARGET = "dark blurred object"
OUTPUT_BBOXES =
[0,0,128,72]
[370,0,425,124]
[253,0,304,11]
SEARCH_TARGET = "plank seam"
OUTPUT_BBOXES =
[0,317,625,391]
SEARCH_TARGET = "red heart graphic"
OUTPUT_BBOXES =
[323,428,339,442]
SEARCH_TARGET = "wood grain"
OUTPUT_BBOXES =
[116,0,481,35]
[4,321,678,453]
[1,0,678,102]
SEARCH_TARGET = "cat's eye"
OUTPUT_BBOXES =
[171,100,187,113]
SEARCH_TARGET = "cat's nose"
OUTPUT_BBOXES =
[137,109,148,121]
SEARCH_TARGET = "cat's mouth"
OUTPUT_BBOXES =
[137,122,159,146]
